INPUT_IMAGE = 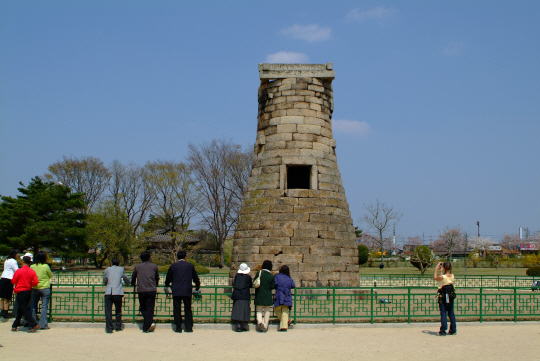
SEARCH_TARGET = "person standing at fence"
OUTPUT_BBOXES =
[30,251,53,330]
[273,265,295,332]
[11,254,39,332]
[131,250,159,333]
[165,250,200,333]
[103,258,130,333]
[231,263,252,332]
[434,261,456,336]
[0,249,19,321]
[254,260,274,332]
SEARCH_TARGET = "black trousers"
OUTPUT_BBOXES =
[104,295,123,331]
[12,291,37,329]
[138,291,156,332]
[173,296,193,331]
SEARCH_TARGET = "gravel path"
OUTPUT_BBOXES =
[1,322,539,360]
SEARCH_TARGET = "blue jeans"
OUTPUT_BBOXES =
[439,300,456,334]
[31,288,50,328]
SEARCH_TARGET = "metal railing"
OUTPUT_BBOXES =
[43,286,540,324]
[51,272,230,287]
[358,275,540,289]
[50,272,539,289]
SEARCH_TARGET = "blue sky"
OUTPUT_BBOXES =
[1,1,539,243]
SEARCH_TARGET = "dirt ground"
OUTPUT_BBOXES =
[1,322,539,360]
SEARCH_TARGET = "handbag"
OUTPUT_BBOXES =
[253,271,261,288]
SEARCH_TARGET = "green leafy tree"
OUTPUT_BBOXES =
[410,245,437,274]
[0,177,86,256]
[87,200,143,268]
[357,244,369,266]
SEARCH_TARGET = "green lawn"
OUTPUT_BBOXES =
[359,266,529,277]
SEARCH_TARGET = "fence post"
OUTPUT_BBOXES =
[293,287,297,325]
[132,286,136,323]
[514,287,517,322]
[91,285,95,323]
[48,284,53,324]
[332,288,336,325]
[214,287,217,323]
[407,287,411,324]
[479,287,483,323]
[370,288,374,324]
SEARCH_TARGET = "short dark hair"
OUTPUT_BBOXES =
[22,256,32,265]
[442,261,452,272]
[262,260,273,271]
[177,250,187,260]
[140,251,151,262]
[279,265,290,277]
[35,251,47,265]
[111,258,120,266]
[8,249,19,259]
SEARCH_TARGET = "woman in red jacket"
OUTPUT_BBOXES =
[11,255,39,332]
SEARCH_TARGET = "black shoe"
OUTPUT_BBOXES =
[448,331,457,335]
[438,332,446,336]
[115,324,124,331]
[235,326,242,332]
[105,329,114,333]
[185,329,193,333]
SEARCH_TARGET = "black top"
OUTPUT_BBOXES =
[231,274,252,300]
[164,260,200,297]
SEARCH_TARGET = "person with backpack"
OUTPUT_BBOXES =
[434,261,456,336]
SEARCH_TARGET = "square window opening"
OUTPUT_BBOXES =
[287,165,311,189]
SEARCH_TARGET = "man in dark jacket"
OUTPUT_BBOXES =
[131,251,160,333]
[165,250,200,333]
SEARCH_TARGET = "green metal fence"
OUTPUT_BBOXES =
[44,286,540,324]
[358,275,540,289]
[51,272,229,287]
[51,272,539,289]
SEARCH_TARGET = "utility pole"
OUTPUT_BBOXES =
[476,221,480,237]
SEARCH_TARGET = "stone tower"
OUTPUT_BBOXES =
[230,63,359,287]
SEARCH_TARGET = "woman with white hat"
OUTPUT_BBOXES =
[231,263,252,332]
[0,249,19,320]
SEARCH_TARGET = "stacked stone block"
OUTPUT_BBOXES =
[230,64,359,287]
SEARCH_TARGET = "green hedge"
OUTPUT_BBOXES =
[526,266,540,276]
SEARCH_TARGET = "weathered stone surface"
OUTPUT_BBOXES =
[231,64,358,287]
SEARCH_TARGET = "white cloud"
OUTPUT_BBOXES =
[333,119,372,136]
[346,7,398,22]
[280,24,332,42]
[265,51,309,63]
[443,42,464,56]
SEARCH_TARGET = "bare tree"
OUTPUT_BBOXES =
[433,227,464,261]
[144,160,200,261]
[108,160,155,236]
[45,155,110,212]
[500,233,522,255]
[188,139,252,267]
[360,200,403,265]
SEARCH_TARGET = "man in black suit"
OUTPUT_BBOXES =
[165,250,200,333]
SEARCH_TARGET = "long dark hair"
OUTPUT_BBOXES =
[35,251,47,265]
[279,265,290,277]
[7,249,19,259]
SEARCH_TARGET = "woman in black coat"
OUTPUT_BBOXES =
[231,263,252,332]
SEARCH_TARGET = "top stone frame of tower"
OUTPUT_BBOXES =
[258,63,335,82]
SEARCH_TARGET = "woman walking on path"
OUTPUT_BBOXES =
[273,265,295,332]
[231,263,252,332]
[254,260,275,332]
[434,261,456,336]
[30,251,53,330]
[11,254,39,332]
[0,249,19,321]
